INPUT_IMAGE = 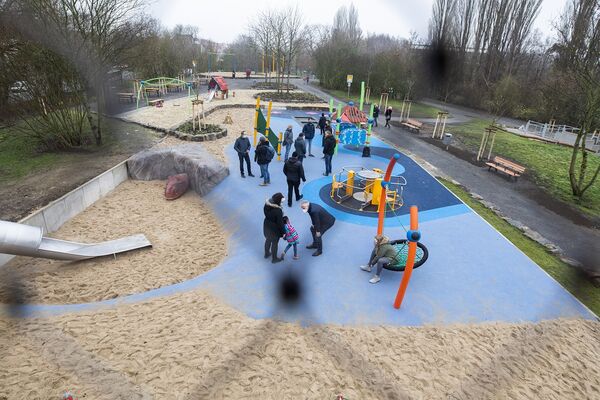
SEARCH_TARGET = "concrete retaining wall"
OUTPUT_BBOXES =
[0,161,129,267]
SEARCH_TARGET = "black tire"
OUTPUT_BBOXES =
[383,239,429,272]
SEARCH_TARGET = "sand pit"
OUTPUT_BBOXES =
[0,180,227,304]
[1,289,599,399]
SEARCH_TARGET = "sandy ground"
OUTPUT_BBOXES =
[119,89,327,131]
[0,180,227,304]
[1,289,599,399]
[2,94,600,399]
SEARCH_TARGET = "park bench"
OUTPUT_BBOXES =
[118,93,135,103]
[148,99,164,107]
[485,156,526,180]
[144,87,160,97]
[401,118,423,133]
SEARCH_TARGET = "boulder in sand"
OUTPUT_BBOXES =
[127,144,229,196]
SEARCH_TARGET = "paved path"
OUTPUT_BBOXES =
[295,79,599,274]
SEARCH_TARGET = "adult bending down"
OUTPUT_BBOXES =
[263,192,286,263]
[360,235,399,283]
[300,201,335,257]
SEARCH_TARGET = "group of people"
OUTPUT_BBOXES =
[372,104,393,128]
[263,194,336,262]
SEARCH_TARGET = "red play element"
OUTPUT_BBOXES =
[332,105,368,124]
[210,76,228,92]
[165,173,190,200]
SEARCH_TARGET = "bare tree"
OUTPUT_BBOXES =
[283,5,304,92]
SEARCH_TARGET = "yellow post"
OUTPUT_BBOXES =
[253,96,261,147]
[372,178,383,208]
[278,132,282,161]
[346,170,355,197]
[265,101,273,133]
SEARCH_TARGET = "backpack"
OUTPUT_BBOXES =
[266,144,275,161]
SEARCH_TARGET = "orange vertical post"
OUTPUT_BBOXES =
[393,206,419,309]
[376,154,399,235]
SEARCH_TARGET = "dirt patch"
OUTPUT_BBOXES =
[0,119,162,222]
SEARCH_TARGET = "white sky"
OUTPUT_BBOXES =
[148,0,568,44]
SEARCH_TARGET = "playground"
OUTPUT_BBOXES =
[1,95,599,398]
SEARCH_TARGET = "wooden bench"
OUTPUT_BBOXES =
[144,87,160,97]
[117,93,135,103]
[485,156,526,180]
[401,118,423,133]
[148,99,164,107]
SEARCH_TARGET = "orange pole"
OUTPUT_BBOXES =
[376,154,400,235]
[394,206,419,309]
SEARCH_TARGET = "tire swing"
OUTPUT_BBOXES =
[383,239,429,272]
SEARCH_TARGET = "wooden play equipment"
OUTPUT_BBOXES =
[477,125,499,161]
[208,76,229,99]
[223,112,233,124]
[135,77,194,109]
[191,98,205,131]
[432,111,450,139]
[379,92,389,110]
[485,156,526,181]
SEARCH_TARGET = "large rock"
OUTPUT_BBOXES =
[127,144,229,196]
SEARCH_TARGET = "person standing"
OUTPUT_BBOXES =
[255,136,274,186]
[318,113,327,136]
[322,130,336,176]
[283,125,294,161]
[283,151,306,207]
[300,201,335,257]
[302,121,316,157]
[384,106,392,128]
[233,130,254,178]
[263,193,285,263]
[373,104,380,127]
[294,133,307,163]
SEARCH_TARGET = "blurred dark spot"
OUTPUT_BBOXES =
[278,272,302,306]
[426,41,452,86]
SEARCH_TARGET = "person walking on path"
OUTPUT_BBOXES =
[318,113,327,136]
[302,121,316,157]
[373,104,380,127]
[300,201,336,257]
[281,216,300,260]
[360,235,399,284]
[283,125,294,161]
[233,130,254,178]
[263,193,286,263]
[323,130,336,176]
[384,106,392,128]
[255,136,274,186]
[294,133,307,163]
[283,151,306,207]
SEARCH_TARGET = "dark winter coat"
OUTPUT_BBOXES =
[254,142,272,165]
[318,116,327,129]
[263,198,285,239]
[307,203,336,232]
[373,106,380,118]
[302,122,316,140]
[234,136,251,154]
[283,156,306,183]
[294,137,307,157]
[385,109,392,119]
[323,134,337,155]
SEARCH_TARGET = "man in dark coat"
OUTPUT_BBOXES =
[373,104,380,127]
[302,121,316,157]
[294,133,307,163]
[233,130,254,178]
[318,113,327,135]
[263,192,286,263]
[283,151,306,207]
[384,106,392,128]
[322,130,337,176]
[300,201,336,256]
[255,136,274,186]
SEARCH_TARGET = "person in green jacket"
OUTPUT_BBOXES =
[360,235,398,284]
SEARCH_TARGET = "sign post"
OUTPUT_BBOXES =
[346,74,353,99]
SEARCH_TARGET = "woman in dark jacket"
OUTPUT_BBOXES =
[263,192,286,263]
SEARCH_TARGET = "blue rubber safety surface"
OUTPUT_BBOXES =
[5,110,596,325]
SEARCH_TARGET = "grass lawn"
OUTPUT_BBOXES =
[448,118,600,217]
[324,88,446,119]
[440,178,600,317]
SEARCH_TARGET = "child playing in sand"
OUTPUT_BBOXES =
[281,216,300,260]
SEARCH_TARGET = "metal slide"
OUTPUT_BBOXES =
[0,220,152,261]
[205,88,217,103]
